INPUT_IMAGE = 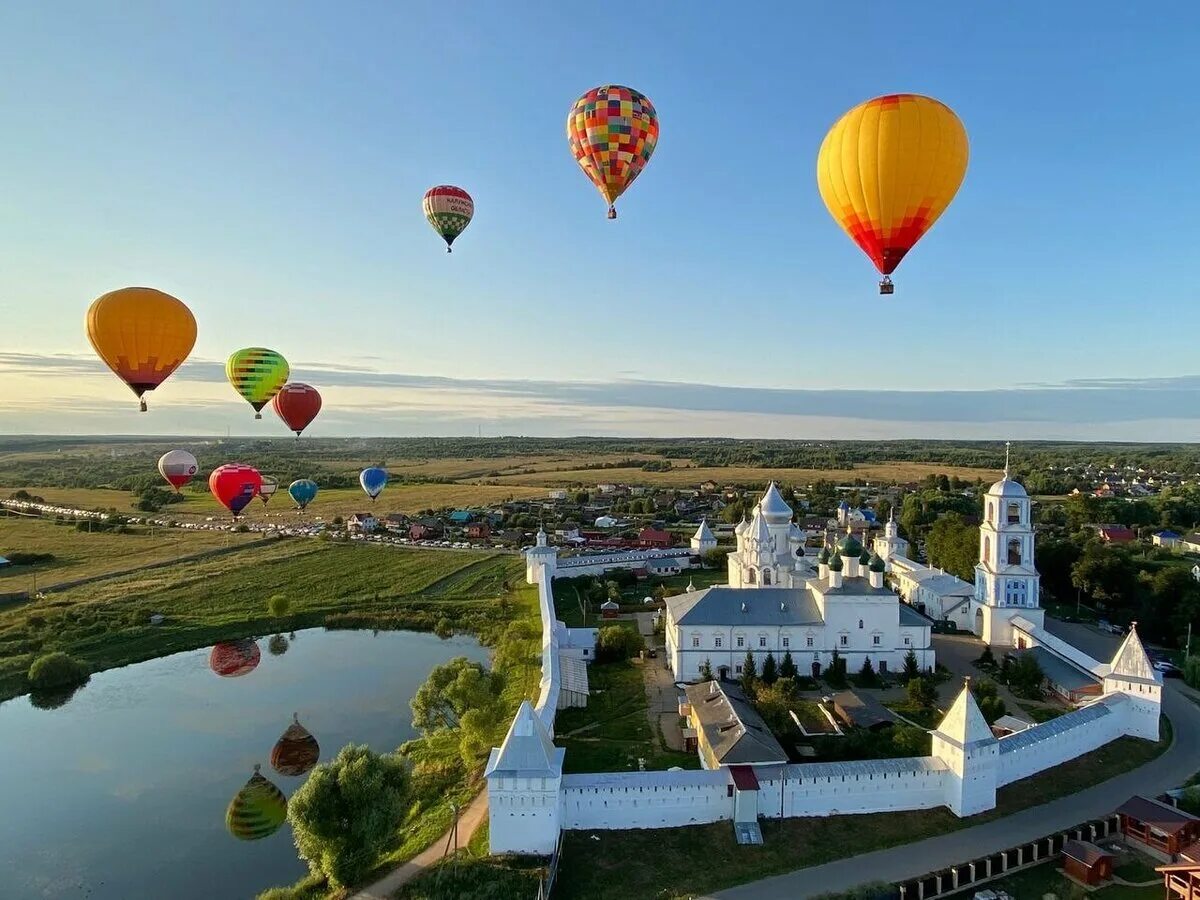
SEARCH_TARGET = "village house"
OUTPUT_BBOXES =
[638,527,675,548]
[465,522,491,539]
[1154,530,1182,549]
[1098,525,1137,544]
[409,518,443,540]
[347,512,378,534]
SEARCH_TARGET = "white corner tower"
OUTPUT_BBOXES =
[932,679,999,816]
[485,700,565,854]
[1103,625,1162,741]
[973,443,1043,646]
[690,518,717,556]
[872,508,909,571]
[525,526,558,584]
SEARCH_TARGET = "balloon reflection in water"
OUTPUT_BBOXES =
[270,713,320,777]
[225,765,287,841]
[209,639,261,677]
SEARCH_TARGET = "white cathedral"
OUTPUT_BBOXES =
[665,484,935,682]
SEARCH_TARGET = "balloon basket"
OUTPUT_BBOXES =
[607,206,617,220]
[139,399,148,412]
[446,246,452,253]
[879,277,894,295]
[255,412,263,419]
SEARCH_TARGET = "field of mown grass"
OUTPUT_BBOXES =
[486,461,1002,489]
[0,516,259,587]
[0,540,523,700]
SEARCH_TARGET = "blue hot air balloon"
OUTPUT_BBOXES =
[288,479,319,511]
[359,467,388,503]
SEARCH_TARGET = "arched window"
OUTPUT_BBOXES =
[983,536,991,560]
[747,567,757,584]
[1007,502,1021,524]
[987,502,994,522]
[858,619,864,629]
[1007,538,1022,565]
[762,568,772,586]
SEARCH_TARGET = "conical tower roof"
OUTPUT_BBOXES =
[485,701,562,777]
[692,518,715,542]
[1108,624,1159,685]
[933,680,995,750]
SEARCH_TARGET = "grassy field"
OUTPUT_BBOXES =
[487,461,1002,489]
[555,660,699,773]
[556,723,1172,900]
[0,539,524,700]
[0,516,260,588]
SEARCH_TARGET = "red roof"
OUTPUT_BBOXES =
[1099,526,1137,543]
[639,527,674,544]
[729,765,760,791]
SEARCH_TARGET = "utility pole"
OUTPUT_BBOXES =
[1187,621,1192,660]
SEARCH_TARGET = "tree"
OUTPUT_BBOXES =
[825,648,848,688]
[652,584,668,602]
[596,624,644,662]
[572,490,589,505]
[740,652,757,694]
[698,658,714,681]
[779,650,798,680]
[925,513,979,581]
[761,652,778,685]
[410,657,502,732]
[703,548,726,569]
[906,676,938,711]
[288,744,412,888]
[1008,654,1045,699]
[28,651,89,691]
[267,593,291,618]
[976,645,996,668]
[902,649,920,682]
[972,678,1007,724]
[856,656,879,688]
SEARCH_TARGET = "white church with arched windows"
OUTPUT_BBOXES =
[664,484,935,682]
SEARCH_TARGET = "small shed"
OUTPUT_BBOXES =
[1117,795,1200,855]
[830,690,897,731]
[1062,839,1114,885]
[600,599,620,619]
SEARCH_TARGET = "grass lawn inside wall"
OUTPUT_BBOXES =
[554,718,1173,900]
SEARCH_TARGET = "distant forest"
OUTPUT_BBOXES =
[2,436,1199,493]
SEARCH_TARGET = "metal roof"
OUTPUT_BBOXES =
[683,681,788,766]
[817,576,897,598]
[1020,646,1099,693]
[998,700,1113,755]
[778,756,947,780]
[562,769,728,790]
[1116,795,1199,833]
[899,604,934,627]
[667,587,823,627]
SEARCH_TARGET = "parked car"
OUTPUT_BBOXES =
[1153,660,1182,678]
[1097,620,1125,635]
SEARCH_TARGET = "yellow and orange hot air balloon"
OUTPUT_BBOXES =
[86,287,197,410]
[817,94,969,294]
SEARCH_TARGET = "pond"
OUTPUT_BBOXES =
[0,628,489,900]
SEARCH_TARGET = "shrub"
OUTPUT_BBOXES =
[906,675,938,710]
[28,651,89,691]
[267,594,291,618]
[1185,657,1200,691]
[5,552,55,566]
[288,744,413,888]
[976,645,996,668]
[595,624,643,662]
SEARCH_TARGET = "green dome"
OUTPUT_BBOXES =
[816,546,830,564]
[868,552,886,573]
[859,548,871,565]
[828,553,843,572]
[836,533,863,556]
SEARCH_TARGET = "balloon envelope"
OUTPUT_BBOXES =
[226,766,287,841]
[226,348,290,418]
[158,449,198,491]
[271,714,320,777]
[817,94,968,278]
[567,85,659,217]
[272,382,322,436]
[209,463,262,516]
[359,467,388,501]
[86,287,196,410]
[258,476,278,506]
[209,639,261,677]
[288,479,319,510]
[422,185,474,251]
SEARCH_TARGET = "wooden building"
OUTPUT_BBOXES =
[1062,839,1113,886]
[1117,795,1200,856]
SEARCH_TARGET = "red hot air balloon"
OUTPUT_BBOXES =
[209,464,262,517]
[210,639,261,677]
[272,383,322,437]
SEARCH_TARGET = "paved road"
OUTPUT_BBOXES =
[709,683,1200,900]
[350,790,488,900]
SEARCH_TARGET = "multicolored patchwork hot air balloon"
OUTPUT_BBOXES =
[422,186,474,252]
[209,639,261,677]
[258,475,279,506]
[359,467,387,503]
[226,348,290,419]
[272,382,322,437]
[567,85,659,219]
[288,479,318,511]
[817,94,969,294]
[157,449,198,491]
[226,765,287,841]
[209,463,262,516]
[271,714,320,777]
[86,287,197,411]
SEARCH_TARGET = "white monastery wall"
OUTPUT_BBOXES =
[532,562,561,734]
[757,761,949,818]
[561,771,732,829]
[553,549,694,579]
[995,697,1126,787]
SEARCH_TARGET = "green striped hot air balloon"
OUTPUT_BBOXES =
[226,765,287,841]
[226,348,289,419]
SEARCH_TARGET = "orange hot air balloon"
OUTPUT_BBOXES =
[816,94,969,294]
[86,287,197,410]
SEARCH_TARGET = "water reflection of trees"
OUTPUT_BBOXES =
[29,682,86,710]
[268,634,290,656]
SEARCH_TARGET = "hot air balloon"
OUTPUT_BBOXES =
[567,85,659,219]
[209,639,261,677]
[271,714,320,777]
[226,348,290,419]
[422,186,474,252]
[226,765,287,841]
[86,287,197,411]
[272,382,322,437]
[158,449,198,491]
[209,463,262,516]
[288,479,319,511]
[258,476,279,506]
[816,94,969,294]
[359,467,388,503]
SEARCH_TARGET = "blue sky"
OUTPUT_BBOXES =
[3,2,1199,438]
